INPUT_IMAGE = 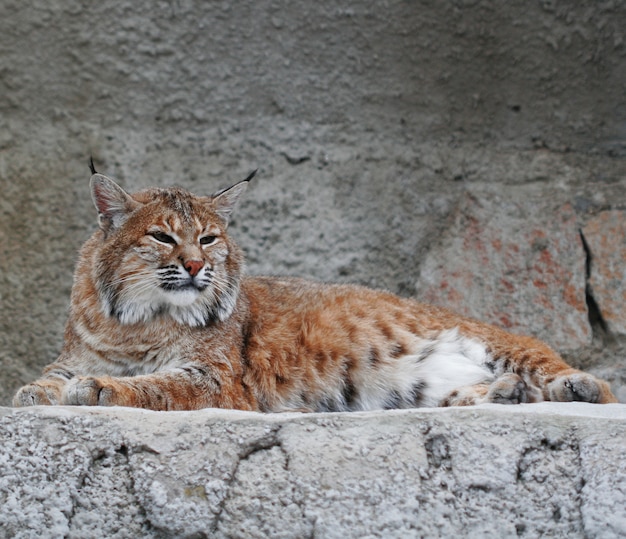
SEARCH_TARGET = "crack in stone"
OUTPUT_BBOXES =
[579,229,609,340]
[122,443,165,538]
[237,425,284,462]
[65,446,109,531]
[66,440,163,538]
[424,433,452,471]
[572,439,590,539]
[210,425,285,534]
[209,424,315,539]
[514,431,587,537]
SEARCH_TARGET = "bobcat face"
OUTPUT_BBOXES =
[89,174,251,327]
[141,213,225,297]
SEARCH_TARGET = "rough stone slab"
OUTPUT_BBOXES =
[416,191,591,351]
[582,211,626,336]
[1,404,625,539]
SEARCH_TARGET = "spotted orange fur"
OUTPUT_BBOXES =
[13,170,617,411]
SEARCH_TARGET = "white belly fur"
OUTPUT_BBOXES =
[413,328,495,406]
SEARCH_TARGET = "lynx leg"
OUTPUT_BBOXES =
[63,375,191,409]
[62,369,258,411]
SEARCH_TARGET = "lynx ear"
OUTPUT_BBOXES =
[90,174,139,232]
[211,170,256,224]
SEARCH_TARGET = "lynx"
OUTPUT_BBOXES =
[13,167,617,411]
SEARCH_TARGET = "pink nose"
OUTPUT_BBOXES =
[184,259,204,277]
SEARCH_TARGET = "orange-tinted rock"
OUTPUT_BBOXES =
[416,193,590,351]
[582,211,626,336]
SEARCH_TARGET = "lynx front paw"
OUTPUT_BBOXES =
[13,383,60,407]
[487,373,529,404]
[63,376,125,406]
[547,372,617,404]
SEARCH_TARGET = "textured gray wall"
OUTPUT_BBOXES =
[3,1,624,150]
[1,0,625,405]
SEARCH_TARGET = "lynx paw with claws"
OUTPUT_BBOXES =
[548,373,616,404]
[63,377,121,406]
[13,383,59,407]
[487,373,529,404]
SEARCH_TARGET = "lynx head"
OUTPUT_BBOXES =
[88,170,255,327]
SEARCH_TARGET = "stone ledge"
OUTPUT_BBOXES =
[1,404,625,538]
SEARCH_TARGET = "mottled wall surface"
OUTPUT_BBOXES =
[1,1,625,405]
[2,1,624,150]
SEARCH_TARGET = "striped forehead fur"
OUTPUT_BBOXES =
[137,187,196,222]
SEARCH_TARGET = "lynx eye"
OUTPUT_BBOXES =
[199,235,218,246]
[149,231,177,245]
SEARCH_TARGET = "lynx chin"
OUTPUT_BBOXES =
[13,166,617,411]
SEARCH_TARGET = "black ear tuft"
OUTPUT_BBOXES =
[242,169,258,183]
[89,157,98,175]
[211,175,252,224]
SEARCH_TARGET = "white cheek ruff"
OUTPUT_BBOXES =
[101,265,241,327]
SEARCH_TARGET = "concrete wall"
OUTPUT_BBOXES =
[3,1,624,150]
